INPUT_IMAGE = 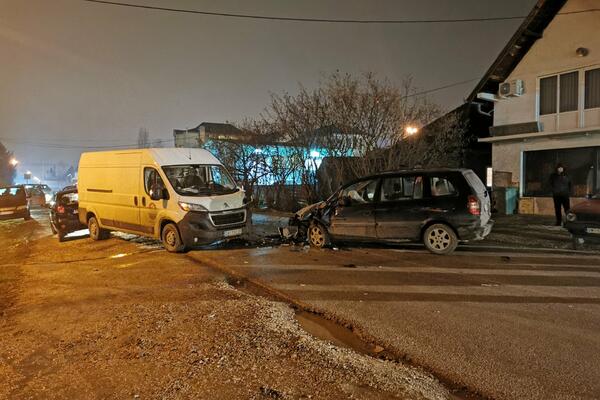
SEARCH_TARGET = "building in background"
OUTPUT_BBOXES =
[173,122,245,148]
[471,0,599,215]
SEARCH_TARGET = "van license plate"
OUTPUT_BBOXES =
[224,228,243,238]
[586,227,600,234]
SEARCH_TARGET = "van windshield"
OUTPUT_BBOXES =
[162,164,238,196]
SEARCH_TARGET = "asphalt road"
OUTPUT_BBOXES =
[3,209,600,399]
[0,209,450,400]
[190,244,600,400]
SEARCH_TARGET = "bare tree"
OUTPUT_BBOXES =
[0,141,17,186]
[137,127,150,148]
[260,72,444,203]
[205,120,272,202]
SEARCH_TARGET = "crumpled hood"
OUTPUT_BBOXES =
[295,201,324,219]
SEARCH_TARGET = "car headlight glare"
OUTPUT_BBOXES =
[178,201,208,212]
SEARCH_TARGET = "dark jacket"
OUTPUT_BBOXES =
[549,172,572,197]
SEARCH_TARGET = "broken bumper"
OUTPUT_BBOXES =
[458,220,494,241]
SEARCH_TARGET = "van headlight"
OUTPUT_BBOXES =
[178,201,208,212]
[566,212,577,222]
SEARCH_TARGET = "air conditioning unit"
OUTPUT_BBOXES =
[498,79,524,98]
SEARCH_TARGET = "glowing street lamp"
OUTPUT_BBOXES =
[405,126,419,136]
[9,158,18,166]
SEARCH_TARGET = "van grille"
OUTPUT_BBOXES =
[210,210,245,226]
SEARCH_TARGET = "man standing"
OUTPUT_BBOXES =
[549,163,572,226]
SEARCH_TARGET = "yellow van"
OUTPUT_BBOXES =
[78,148,250,252]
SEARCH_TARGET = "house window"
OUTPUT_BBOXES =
[540,72,579,115]
[539,76,557,115]
[585,68,600,109]
[523,147,599,197]
[559,71,578,112]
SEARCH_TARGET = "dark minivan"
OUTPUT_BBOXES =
[290,169,493,254]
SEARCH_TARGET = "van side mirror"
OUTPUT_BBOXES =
[149,189,162,201]
[149,185,169,201]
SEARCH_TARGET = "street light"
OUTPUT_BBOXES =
[405,126,419,136]
[9,158,18,166]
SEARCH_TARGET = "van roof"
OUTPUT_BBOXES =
[79,148,222,167]
[148,148,221,166]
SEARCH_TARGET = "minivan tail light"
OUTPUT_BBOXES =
[467,195,480,216]
[57,205,65,214]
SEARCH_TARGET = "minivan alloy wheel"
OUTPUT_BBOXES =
[308,223,330,249]
[423,223,458,255]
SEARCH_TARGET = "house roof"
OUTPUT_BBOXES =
[467,0,567,101]
[173,122,243,136]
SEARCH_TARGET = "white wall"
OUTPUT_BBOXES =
[493,0,600,129]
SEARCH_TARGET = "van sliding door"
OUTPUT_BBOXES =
[109,151,142,232]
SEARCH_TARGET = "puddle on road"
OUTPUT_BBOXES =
[295,311,374,355]
[214,263,485,400]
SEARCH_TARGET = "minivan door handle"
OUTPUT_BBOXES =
[141,197,146,206]
[133,196,138,206]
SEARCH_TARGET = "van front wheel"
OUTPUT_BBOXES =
[88,216,109,241]
[162,223,185,253]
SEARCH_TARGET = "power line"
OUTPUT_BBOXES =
[81,1,600,24]
[82,0,527,24]
[403,78,479,99]
[1,76,483,152]
[0,137,174,150]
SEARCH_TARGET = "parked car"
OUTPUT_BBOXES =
[0,185,31,221]
[49,187,85,241]
[24,184,47,208]
[289,168,493,255]
[565,194,600,248]
[39,184,54,205]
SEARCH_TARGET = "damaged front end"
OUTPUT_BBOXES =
[281,201,330,243]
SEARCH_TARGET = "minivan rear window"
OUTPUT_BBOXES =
[463,171,487,194]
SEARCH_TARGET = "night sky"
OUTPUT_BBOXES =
[1,0,536,180]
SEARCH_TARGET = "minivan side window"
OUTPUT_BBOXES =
[144,168,166,197]
[340,179,378,205]
[430,177,458,197]
[380,176,423,202]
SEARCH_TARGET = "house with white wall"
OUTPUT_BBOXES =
[471,0,600,214]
